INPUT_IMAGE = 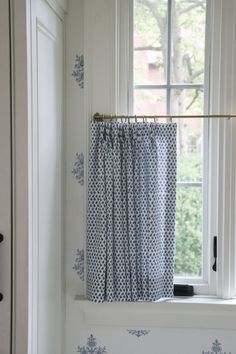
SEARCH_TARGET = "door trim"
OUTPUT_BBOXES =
[9,0,29,353]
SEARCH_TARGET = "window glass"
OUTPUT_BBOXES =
[134,89,166,115]
[170,89,204,115]
[134,0,167,85]
[171,0,206,84]
[133,0,206,279]
[174,117,203,278]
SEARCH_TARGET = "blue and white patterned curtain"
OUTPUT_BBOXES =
[87,121,177,302]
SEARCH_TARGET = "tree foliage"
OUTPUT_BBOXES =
[134,0,205,277]
[175,153,202,277]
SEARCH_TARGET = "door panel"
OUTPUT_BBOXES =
[29,1,64,354]
[0,1,12,354]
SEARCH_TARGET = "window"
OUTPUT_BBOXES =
[131,0,209,293]
[83,0,236,299]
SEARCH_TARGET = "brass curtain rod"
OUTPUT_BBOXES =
[93,113,236,120]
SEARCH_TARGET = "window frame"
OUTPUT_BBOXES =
[131,0,212,294]
[117,0,236,297]
[82,0,236,301]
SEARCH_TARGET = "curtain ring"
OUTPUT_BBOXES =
[143,115,145,123]
[135,115,137,123]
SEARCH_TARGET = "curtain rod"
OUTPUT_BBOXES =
[93,112,236,121]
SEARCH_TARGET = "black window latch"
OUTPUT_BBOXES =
[212,236,217,272]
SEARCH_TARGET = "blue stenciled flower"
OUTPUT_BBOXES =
[212,340,222,354]
[73,248,84,281]
[77,334,107,354]
[72,152,84,185]
[72,54,84,88]
[127,329,150,337]
[202,339,231,354]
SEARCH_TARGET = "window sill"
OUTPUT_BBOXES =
[75,295,236,330]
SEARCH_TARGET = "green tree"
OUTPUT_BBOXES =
[134,0,205,277]
[175,153,202,276]
[135,0,206,150]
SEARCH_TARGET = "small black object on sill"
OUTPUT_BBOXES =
[174,284,194,297]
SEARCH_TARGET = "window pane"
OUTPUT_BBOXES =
[171,0,206,84]
[174,117,203,181]
[174,117,204,278]
[134,0,167,85]
[133,89,166,115]
[170,88,204,115]
[133,0,206,282]
[175,185,203,278]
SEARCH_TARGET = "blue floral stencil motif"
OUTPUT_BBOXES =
[202,339,231,354]
[72,54,84,88]
[73,248,84,281]
[77,334,107,354]
[72,152,84,185]
[127,330,150,337]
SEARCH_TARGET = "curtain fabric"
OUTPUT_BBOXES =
[87,121,177,302]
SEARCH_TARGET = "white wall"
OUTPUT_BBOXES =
[64,1,236,353]
[65,0,85,297]
[65,0,86,348]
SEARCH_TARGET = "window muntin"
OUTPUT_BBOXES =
[133,0,207,281]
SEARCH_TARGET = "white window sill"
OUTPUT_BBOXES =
[75,295,236,330]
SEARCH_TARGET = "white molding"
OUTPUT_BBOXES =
[10,0,29,353]
[37,19,57,41]
[45,0,67,20]
[28,0,65,353]
[0,1,12,353]
[209,0,236,299]
[75,296,236,330]
[117,0,133,114]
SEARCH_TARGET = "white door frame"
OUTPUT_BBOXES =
[0,1,12,352]
[8,0,67,353]
[10,0,30,353]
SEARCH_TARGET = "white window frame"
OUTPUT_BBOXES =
[116,0,236,298]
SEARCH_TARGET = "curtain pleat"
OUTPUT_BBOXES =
[87,121,177,302]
